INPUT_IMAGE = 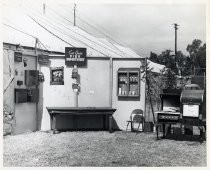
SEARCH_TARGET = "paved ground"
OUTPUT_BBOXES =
[3,131,206,167]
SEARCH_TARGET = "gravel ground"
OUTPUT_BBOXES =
[3,131,206,167]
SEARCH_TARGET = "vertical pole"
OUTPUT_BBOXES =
[74,4,76,26]
[74,65,78,107]
[144,57,147,121]
[109,58,113,107]
[73,4,77,107]
[174,23,179,75]
[43,3,45,14]
[35,38,39,131]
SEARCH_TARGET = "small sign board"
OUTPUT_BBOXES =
[38,54,50,64]
[65,47,87,66]
[183,104,199,117]
[14,52,22,62]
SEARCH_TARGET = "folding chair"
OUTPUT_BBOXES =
[126,109,144,132]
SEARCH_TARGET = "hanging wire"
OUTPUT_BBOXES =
[24,5,127,58]
[2,23,37,39]
[41,4,127,58]
[18,4,111,57]
[75,7,147,56]
[56,5,128,57]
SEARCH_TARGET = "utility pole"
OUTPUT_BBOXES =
[74,4,76,26]
[43,3,46,14]
[173,23,180,75]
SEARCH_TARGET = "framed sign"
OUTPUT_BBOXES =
[50,67,64,85]
[65,47,87,66]
[183,104,199,117]
[14,52,22,62]
[38,54,50,65]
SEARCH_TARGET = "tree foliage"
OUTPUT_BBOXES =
[186,39,206,75]
[149,39,206,76]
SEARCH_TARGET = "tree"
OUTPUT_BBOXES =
[186,39,206,75]
[176,51,192,76]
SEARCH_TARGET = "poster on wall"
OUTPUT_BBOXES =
[65,47,87,66]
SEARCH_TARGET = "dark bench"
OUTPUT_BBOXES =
[46,107,116,134]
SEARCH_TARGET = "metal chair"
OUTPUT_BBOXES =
[126,109,144,132]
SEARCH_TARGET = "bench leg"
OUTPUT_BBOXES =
[52,115,56,134]
[109,115,112,133]
[156,125,159,139]
[163,124,166,138]
[50,115,53,130]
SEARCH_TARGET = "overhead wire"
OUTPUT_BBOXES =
[26,4,127,58]
[26,15,110,57]
[20,4,110,57]
[43,4,126,57]
[75,7,147,56]
[58,5,128,56]
[2,23,37,39]
[22,5,127,58]
[3,18,51,55]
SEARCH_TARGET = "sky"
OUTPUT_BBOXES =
[75,3,206,57]
[2,1,206,57]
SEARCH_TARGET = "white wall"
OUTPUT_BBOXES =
[40,57,145,131]
[40,58,110,130]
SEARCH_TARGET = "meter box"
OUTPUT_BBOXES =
[25,70,39,86]
[15,89,28,103]
[27,88,39,103]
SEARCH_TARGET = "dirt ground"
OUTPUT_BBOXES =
[3,130,206,167]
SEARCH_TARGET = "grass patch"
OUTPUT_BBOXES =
[3,131,206,167]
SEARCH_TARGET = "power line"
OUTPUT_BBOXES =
[27,14,112,57]
[76,8,147,56]
[28,6,124,57]
[2,23,37,39]
[27,14,75,47]
[46,4,142,57]
[26,5,126,58]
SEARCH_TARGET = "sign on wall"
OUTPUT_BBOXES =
[65,47,87,66]
[38,54,50,65]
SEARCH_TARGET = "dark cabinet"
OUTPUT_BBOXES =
[117,68,140,97]
[27,88,39,103]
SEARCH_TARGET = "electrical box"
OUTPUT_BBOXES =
[17,80,23,86]
[72,68,79,79]
[15,89,28,103]
[25,70,39,86]
[27,88,39,103]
